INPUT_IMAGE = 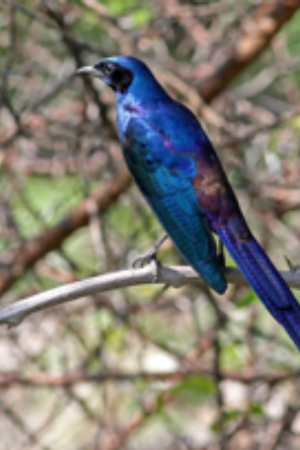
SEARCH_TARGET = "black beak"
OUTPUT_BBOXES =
[76,66,103,77]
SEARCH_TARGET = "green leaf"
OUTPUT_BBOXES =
[172,376,216,404]
[250,403,265,418]
[235,290,257,308]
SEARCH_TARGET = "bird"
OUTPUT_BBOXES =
[77,56,300,351]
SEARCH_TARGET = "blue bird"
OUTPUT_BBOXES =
[78,56,300,351]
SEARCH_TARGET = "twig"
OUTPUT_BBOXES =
[196,0,300,101]
[0,263,299,327]
[1,367,300,387]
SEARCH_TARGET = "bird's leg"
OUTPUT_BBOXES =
[285,256,300,273]
[217,239,226,269]
[132,234,168,269]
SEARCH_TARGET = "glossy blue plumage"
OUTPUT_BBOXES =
[218,227,300,348]
[124,117,226,292]
[92,56,300,351]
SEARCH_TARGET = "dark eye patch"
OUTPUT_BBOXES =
[103,62,115,75]
[94,61,114,74]
[111,68,133,93]
[94,61,134,93]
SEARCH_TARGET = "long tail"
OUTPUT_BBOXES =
[217,227,300,351]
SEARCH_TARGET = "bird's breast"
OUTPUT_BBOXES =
[117,101,145,143]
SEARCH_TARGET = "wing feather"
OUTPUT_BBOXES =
[123,117,227,293]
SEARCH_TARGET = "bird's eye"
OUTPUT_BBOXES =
[103,63,115,75]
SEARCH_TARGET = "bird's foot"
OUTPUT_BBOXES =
[285,256,300,273]
[132,247,158,269]
[132,234,168,268]
[132,234,168,282]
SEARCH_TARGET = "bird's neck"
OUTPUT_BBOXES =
[116,82,170,143]
[117,77,170,105]
[116,94,140,145]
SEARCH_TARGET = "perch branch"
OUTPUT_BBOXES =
[0,264,299,327]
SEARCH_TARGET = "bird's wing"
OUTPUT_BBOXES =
[123,116,227,293]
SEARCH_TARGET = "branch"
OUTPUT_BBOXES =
[0,367,299,387]
[0,168,132,295]
[197,0,300,101]
[0,263,299,327]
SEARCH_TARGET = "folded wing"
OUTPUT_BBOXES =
[123,117,227,294]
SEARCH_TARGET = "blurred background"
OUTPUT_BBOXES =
[1,0,300,449]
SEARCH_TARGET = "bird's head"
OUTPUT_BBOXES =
[77,56,166,99]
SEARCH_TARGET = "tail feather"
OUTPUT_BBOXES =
[217,227,300,351]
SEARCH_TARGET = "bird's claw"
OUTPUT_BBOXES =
[285,256,300,274]
[132,248,158,269]
[132,250,160,282]
[131,234,168,282]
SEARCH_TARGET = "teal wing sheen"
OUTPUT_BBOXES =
[123,117,227,293]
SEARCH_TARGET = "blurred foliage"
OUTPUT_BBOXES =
[1,1,300,449]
